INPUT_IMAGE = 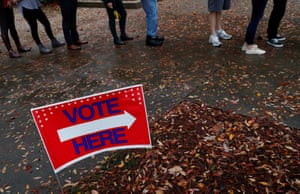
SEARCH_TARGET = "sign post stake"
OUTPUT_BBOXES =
[55,173,65,194]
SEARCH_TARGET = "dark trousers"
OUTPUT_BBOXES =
[22,7,55,45]
[58,0,79,46]
[267,0,287,39]
[104,0,127,40]
[245,0,268,44]
[0,7,22,51]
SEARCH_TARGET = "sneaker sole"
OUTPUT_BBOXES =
[245,50,266,55]
[209,43,222,47]
[276,37,286,41]
[267,41,283,48]
[208,41,222,47]
[219,37,232,40]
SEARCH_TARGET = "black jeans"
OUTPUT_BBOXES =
[245,0,268,44]
[104,0,127,40]
[0,7,22,51]
[58,0,79,46]
[22,7,55,45]
[267,0,287,39]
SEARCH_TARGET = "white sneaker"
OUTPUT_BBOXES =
[241,43,257,51]
[244,44,266,55]
[209,34,222,47]
[217,29,232,40]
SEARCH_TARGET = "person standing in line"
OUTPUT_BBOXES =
[242,0,268,55]
[17,0,65,54]
[103,0,133,45]
[58,0,88,50]
[207,0,232,47]
[0,0,31,58]
[141,0,164,47]
[266,0,288,48]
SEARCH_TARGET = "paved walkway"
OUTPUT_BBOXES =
[0,0,299,193]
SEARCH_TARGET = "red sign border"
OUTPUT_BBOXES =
[31,84,152,173]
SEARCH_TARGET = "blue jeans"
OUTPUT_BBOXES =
[245,0,268,44]
[141,0,158,37]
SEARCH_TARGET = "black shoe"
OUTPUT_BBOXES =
[120,35,134,41]
[147,35,164,41]
[114,39,125,45]
[146,36,164,47]
[38,44,52,54]
[52,38,65,48]
[267,38,283,48]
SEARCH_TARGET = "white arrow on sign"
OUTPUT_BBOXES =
[57,111,136,142]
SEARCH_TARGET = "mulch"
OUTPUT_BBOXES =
[63,100,300,193]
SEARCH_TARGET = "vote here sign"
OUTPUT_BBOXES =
[31,85,151,173]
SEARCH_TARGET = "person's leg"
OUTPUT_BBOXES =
[0,8,22,58]
[245,0,268,45]
[209,12,217,35]
[208,11,222,46]
[36,8,55,40]
[116,0,126,36]
[115,0,133,41]
[208,0,223,46]
[23,8,42,45]
[59,0,80,49]
[23,7,52,54]
[8,9,21,48]
[243,0,268,54]
[70,0,79,43]
[141,0,158,37]
[208,0,223,34]
[104,3,120,43]
[0,8,13,51]
[267,0,287,40]
[9,7,32,53]
[35,8,64,48]
[141,0,163,46]
[59,0,72,46]
[213,0,232,40]
[215,12,222,31]
[215,10,232,40]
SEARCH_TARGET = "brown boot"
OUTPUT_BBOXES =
[68,44,81,50]
[9,49,21,58]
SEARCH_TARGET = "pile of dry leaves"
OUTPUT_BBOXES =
[64,100,300,193]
